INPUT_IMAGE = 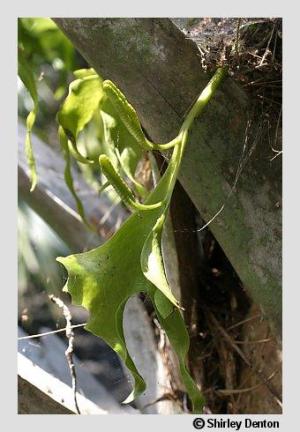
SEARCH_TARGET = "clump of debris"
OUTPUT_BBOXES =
[173,18,282,114]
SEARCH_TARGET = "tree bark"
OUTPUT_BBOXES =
[18,353,107,414]
[53,18,282,337]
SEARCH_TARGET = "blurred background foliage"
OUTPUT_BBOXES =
[18,18,86,145]
[18,18,147,209]
[18,201,70,332]
[18,18,81,329]
[18,18,77,331]
[18,18,132,402]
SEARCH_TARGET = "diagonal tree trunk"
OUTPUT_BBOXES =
[54,18,282,338]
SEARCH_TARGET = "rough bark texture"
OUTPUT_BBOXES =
[234,304,282,413]
[54,18,281,337]
[18,354,107,414]
[18,376,73,414]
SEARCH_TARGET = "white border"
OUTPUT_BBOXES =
[1,1,297,430]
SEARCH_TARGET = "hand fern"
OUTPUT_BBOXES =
[57,67,226,413]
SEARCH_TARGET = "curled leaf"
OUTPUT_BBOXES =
[57,74,104,163]
[100,98,147,198]
[58,126,95,231]
[18,50,38,191]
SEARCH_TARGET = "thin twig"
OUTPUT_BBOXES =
[18,323,87,341]
[141,392,181,409]
[270,150,282,162]
[269,106,282,161]
[235,18,241,65]
[274,106,282,149]
[216,369,280,396]
[272,27,278,62]
[257,94,281,105]
[226,314,262,331]
[243,80,282,87]
[233,338,272,345]
[257,23,276,68]
[49,294,81,414]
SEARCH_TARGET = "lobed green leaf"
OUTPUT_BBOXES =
[57,68,226,413]
[58,134,204,411]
